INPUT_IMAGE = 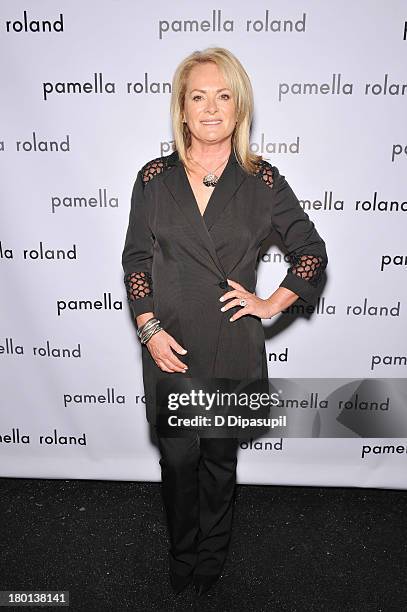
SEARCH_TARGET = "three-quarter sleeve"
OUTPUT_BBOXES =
[269,165,328,303]
[121,170,155,318]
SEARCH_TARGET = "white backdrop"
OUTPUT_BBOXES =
[1,0,406,489]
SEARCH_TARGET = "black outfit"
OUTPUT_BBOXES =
[121,147,328,580]
[157,432,239,578]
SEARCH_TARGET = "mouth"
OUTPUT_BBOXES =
[201,120,222,125]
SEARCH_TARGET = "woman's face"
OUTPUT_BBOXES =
[183,62,237,148]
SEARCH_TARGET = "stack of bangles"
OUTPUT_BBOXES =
[136,317,163,345]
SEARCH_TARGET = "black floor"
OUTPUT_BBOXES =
[0,477,406,611]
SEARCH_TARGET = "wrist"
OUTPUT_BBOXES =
[265,287,299,317]
[136,311,155,328]
[264,298,280,319]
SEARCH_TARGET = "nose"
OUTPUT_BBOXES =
[205,95,218,113]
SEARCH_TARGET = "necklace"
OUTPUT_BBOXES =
[187,152,229,187]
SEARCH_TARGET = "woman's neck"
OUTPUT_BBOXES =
[186,141,232,166]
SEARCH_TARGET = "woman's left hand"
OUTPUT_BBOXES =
[219,278,275,321]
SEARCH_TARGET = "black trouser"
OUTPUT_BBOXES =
[155,429,239,577]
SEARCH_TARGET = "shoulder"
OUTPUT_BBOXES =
[139,151,177,186]
[250,158,280,190]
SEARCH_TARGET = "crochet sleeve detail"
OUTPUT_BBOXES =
[124,271,153,300]
[285,254,325,287]
[141,157,166,185]
[254,160,274,189]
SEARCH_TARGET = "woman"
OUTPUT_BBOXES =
[122,47,328,597]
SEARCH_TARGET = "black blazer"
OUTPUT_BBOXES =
[121,148,328,424]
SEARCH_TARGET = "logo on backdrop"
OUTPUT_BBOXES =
[4,11,64,33]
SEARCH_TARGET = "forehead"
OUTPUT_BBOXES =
[186,62,229,89]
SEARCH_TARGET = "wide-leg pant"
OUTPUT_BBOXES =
[155,429,239,577]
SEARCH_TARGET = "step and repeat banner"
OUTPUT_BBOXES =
[1,1,406,489]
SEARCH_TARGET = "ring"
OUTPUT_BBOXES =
[239,299,247,307]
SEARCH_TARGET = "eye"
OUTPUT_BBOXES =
[220,93,231,100]
[192,95,203,101]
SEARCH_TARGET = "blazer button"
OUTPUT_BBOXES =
[219,280,229,289]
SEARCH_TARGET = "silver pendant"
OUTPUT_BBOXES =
[203,173,218,187]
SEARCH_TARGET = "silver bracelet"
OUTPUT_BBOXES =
[137,317,163,344]
[141,323,162,344]
[136,316,156,338]
[137,318,159,341]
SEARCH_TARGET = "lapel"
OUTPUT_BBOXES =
[163,147,247,278]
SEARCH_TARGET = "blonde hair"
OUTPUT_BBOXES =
[170,47,261,174]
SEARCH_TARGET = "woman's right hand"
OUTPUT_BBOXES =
[146,329,188,373]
